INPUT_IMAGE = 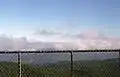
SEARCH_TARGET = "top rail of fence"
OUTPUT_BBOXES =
[0,49,119,54]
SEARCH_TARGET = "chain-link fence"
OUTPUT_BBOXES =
[21,53,71,77]
[0,50,119,77]
[0,53,18,77]
[73,52,120,77]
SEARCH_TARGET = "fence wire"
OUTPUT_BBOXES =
[73,52,120,77]
[0,54,18,77]
[0,50,119,77]
[21,53,71,77]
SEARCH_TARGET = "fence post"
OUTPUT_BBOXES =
[70,51,73,77]
[18,52,21,77]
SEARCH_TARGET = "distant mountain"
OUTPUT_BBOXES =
[41,58,119,67]
[0,51,118,65]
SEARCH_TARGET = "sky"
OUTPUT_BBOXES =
[0,0,120,50]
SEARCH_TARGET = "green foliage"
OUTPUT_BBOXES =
[0,58,120,77]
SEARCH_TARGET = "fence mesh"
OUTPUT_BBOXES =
[0,54,18,77]
[0,51,119,77]
[21,53,71,77]
[73,52,120,77]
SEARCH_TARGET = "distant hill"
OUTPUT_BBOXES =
[0,58,119,77]
[0,52,118,65]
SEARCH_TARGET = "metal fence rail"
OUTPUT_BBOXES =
[0,49,119,77]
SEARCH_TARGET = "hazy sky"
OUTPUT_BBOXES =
[0,0,120,42]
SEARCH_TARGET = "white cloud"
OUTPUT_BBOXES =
[0,30,119,51]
